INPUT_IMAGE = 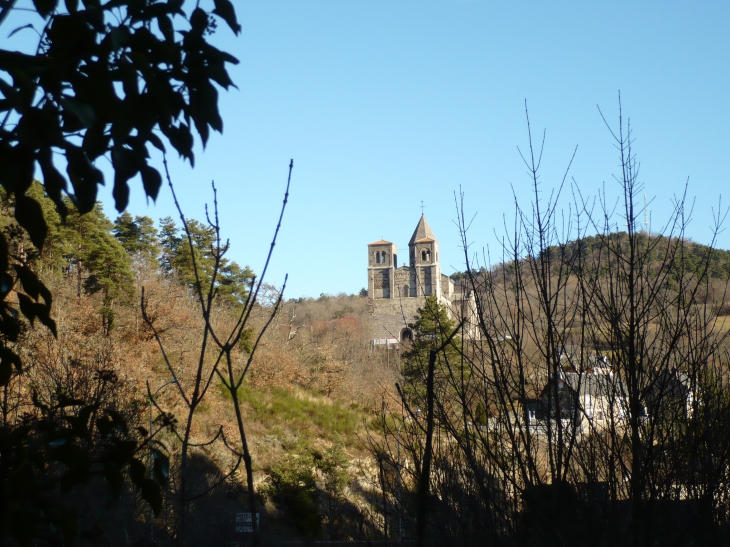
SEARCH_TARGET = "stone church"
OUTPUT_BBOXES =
[367,214,476,345]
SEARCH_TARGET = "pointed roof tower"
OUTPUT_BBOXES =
[409,214,436,245]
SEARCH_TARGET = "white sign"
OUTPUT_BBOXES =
[235,513,260,533]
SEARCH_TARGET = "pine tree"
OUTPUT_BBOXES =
[402,295,464,397]
[113,212,158,264]
[59,202,135,306]
[1,185,134,333]
[158,217,254,308]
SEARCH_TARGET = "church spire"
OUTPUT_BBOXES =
[409,214,436,246]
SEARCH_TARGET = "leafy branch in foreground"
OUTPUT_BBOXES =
[0,0,240,379]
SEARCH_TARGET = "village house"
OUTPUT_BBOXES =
[523,349,694,438]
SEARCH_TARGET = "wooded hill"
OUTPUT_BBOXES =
[1,184,401,545]
[378,164,730,546]
[7,181,730,546]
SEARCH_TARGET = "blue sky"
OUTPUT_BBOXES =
[5,1,730,298]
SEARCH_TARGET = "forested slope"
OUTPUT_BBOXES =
[1,184,401,545]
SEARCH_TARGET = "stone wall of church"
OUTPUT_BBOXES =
[371,269,390,299]
[368,298,423,341]
[393,267,412,298]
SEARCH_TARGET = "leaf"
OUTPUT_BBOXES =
[65,0,78,13]
[141,165,162,201]
[213,0,241,34]
[167,0,184,14]
[17,293,36,325]
[110,26,130,50]
[13,265,40,300]
[14,195,48,251]
[66,406,94,438]
[0,144,34,195]
[38,147,68,204]
[112,146,144,211]
[59,97,96,128]
[32,0,58,18]
[103,464,124,498]
[31,390,48,413]
[12,267,55,335]
[208,62,235,89]
[66,146,102,213]
[0,273,13,296]
[33,300,57,336]
[82,125,110,160]
[151,448,170,484]
[161,123,194,165]
[128,457,146,485]
[0,347,23,373]
[157,14,173,42]
[147,132,166,153]
[0,307,21,342]
[190,8,208,34]
[37,279,52,307]
[107,409,128,435]
[140,479,163,515]
[51,441,88,473]
[193,82,222,133]
[113,172,130,212]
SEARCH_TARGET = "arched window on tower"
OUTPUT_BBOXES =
[401,328,413,343]
[375,251,380,264]
[403,284,410,298]
[382,252,387,264]
[421,250,427,262]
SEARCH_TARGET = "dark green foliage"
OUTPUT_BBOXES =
[159,216,254,308]
[402,295,463,396]
[60,200,135,305]
[113,211,159,264]
[0,0,239,215]
[230,385,360,440]
[0,398,170,547]
[0,1,241,545]
[545,231,730,281]
[3,183,135,308]
[0,0,241,413]
[263,440,350,540]
[0,187,56,373]
[315,439,351,538]
[264,449,322,539]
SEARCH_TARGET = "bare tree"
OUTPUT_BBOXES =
[142,159,292,546]
[373,99,730,546]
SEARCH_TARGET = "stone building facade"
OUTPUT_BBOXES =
[367,215,476,345]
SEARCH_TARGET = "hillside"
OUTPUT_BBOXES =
[9,184,730,546]
[1,186,402,545]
